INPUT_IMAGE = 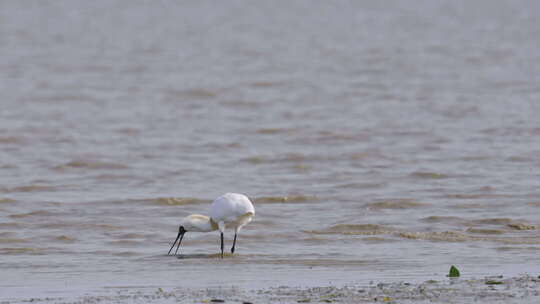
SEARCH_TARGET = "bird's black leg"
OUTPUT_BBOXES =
[231,232,237,254]
[220,232,224,258]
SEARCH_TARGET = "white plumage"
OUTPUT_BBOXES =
[210,193,255,229]
[167,193,255,258]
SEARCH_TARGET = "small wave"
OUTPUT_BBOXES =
[467,218,536,230]
[362,237,398,243]
[484,236,540,245]
[54,235,77,242]
[39,222,123,231]
[249,81,286,88]
[167,88,218,100]
[443,193,512,199]
[448,203,486,209]
[306,222,540,244]
[0,164,17,169]
[466,228,506,235]
[496,246,540,252]
[54,160,128,170]
[366,200,431,210]
[0,238,28,243]
[113,251,141,257]
[292,164,312,171]
[397,231,540,244]
[39,93,99,103]
[84,223,124,230]
[284,153,313,162]
[254,195,317,204]
[461,155,490,161]
[262,258,375,267]
[472,218,513,225]
[221,100,260,108]
[135,197,208,206]
[336,182,386,189]
[0,198,17,203]
[1,185,57,193]
[38,222,75,229]
[115,128,140,135]
[242,153,309,164]
[0,222,25,228]
[421,216,466,225]
[0,136,21,143]
[256,128,291,135]
[108,240,142,246]
[398,231,473,242]
[242,156,267,164]
[95,174,137,181]
[507,156,533,163]
[315,132,371,144]
[443,194,485,199]
[9,210,57,218]
[116,233,148,239]
[301,236,331,244]
[507,223,537,230]
[440,106,479,119]
[305,224,395,235]
[409,171,449,179]
[0,247,43,255]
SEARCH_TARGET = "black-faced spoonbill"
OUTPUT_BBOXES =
[167,193,255,258]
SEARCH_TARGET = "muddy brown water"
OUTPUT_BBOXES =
[1,0,540,300]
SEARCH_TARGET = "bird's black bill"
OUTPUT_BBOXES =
[168,231,184,255]
[174,233,184,255]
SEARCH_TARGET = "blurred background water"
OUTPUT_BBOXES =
[1,0,540,299]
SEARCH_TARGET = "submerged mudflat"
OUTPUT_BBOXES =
[3,275,540,304]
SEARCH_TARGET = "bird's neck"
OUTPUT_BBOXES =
[187,214,219,232]
[199,217,219,232]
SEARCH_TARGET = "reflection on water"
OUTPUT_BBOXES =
[1,0,540,299]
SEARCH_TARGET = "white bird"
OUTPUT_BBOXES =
[167,193,255,258]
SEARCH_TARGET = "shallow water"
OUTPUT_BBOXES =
[2,0,540,299]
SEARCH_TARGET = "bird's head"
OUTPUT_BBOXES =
[167,215,216,255]
[167,225,186,255]
[178,225,187,234]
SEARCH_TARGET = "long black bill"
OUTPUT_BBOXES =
[174,233,184,255]
[168,227,185,255]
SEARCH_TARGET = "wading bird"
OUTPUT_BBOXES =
[167,193,255,258]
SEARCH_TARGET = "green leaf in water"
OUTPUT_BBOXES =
[486,280,503,285]
[448,265,460,277]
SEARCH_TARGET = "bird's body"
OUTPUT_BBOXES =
[210,192,255,232]
[167,193,255,258]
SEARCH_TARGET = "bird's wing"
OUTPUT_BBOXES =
[210,193,254,222]
[209,195,232,220]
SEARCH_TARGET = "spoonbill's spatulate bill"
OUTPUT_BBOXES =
[167,193,255,258]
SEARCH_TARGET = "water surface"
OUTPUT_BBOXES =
[1,0,540,299]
